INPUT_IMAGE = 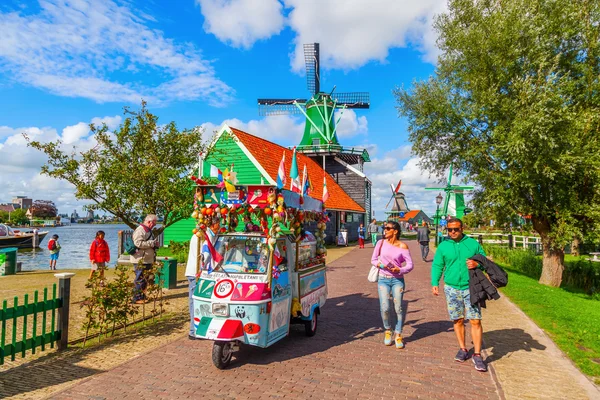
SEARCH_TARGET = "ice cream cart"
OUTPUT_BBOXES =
[189,184,328,369]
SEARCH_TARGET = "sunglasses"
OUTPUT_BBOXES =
[384,226,395,231]
[447,227,461,232]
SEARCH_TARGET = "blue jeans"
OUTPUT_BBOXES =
[133,264,152,301]
[377,276,405,334]
[187,276,197,336]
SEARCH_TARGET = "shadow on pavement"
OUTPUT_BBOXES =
[232,292,383,368]
[405,320,454,343]
[483,328,546,363]
[0,313,187,398]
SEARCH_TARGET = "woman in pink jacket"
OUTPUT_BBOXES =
[89,230,110,280]
[371,220,414,349]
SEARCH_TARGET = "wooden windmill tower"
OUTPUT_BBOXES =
[425,164,474,219]
[258,43,372,223]
[385,180,409,220]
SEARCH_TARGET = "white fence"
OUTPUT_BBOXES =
[466,233,541,250]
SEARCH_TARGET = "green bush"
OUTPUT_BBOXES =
[156,240,190,263]
[485,245,600,296]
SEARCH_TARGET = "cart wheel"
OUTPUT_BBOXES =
[304,312,318,337]
[212,341,234,369]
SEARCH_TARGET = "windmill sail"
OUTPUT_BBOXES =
[304,43,320,94]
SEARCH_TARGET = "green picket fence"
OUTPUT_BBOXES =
[0,284,62,365]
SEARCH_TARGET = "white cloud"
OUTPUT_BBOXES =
[285,0,446,71]
[195,0,446,68]
[0,115,122,214]
[0,0,233,105]
[91,116,122,130]
[196,0,285,49]
[335,109,367,138]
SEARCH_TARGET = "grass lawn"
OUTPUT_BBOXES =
[497,263,600,380]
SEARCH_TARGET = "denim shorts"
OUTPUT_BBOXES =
[50,253,59,261]
[444,285,481,321]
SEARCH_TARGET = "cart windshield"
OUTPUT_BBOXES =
[215,236,270,274]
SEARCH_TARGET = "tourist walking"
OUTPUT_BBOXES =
[367,218,379,247]
[417,222,431,261]
[371,221,414,349]
[47,234,61,270]
[131,214,159,304]
[185,216,220,340]
[357,223,365,248]
[89,230,110,280]
[431,217,488,372]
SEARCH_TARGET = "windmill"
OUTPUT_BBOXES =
[258,43,370,159]
[385,180,409,220]
[425,164,474,219]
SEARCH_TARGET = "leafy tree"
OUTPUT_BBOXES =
[0,211,7,223]
[10,209,29,226]
[395,0,600,287]
[27,102,205,235]
[30,200,58,218]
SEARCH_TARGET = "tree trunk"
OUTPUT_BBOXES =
[539,246,565,287]
[571,236,580,257]
[532,216,565,287]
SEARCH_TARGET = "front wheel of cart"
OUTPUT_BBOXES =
[304,311,318,337]
[212,341,233,369]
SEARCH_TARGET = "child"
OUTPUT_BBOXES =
[89,230,110,280]
[48,234,61,270]
[358,223,365,249]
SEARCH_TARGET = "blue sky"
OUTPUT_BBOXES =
[0,0,452,218]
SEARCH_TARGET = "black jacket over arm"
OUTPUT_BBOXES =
[467,254,507,308]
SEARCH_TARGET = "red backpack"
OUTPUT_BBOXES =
[48,239,57,251]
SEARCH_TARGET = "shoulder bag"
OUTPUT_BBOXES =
[367,240,383,282]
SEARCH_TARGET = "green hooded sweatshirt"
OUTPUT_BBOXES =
[431,235,486,290]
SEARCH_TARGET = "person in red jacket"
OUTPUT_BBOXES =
[89,230,110,280]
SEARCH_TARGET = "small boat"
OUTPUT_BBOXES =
[0,224,49,249]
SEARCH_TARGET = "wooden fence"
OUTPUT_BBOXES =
[0,273,73,365]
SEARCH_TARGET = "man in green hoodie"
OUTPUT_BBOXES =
[431,217,488,372]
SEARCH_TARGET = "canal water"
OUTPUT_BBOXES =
[16,224,130,271]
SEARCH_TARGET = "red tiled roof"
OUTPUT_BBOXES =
[391,210,422,221]
[230,127,365,213]
[0,204,15,213]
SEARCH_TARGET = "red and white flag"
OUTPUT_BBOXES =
[276,152,286,189]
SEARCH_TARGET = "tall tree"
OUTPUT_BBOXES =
[27,102,205,235]
[395,0,600,287]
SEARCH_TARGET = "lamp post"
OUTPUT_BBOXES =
[435,193,443,246]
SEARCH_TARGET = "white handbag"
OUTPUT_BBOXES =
[367,241,383,282]
[367,265,379,282]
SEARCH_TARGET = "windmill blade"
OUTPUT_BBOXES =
[452,186,475,191]
[258,98,307,116]
[394,180,402,193]
[332,92,370,108]
[424,187,445,190]
[304,43,320,95]
[385,194,395,209]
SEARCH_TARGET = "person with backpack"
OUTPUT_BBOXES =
[89,230,110,280]
[130,214,159,304]
[417,221,431,261]
[47,234,61,270]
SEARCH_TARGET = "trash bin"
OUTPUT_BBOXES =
[155,257,178,289]
[0,247,18,276]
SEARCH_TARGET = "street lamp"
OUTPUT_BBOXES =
[435,193,443,245]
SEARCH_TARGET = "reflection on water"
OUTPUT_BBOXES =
[17,224,130,271]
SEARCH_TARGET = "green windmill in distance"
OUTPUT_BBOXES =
[258,43,370,163]
[425,164,474,220]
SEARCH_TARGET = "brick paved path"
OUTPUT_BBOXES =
[52,241,500,399]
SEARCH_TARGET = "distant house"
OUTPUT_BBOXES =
[392,210,432,226]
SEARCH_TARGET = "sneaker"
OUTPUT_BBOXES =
[454,348,469,362]
[395,335,405,349]
[384,330,393,346]
[472,354,487,372]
